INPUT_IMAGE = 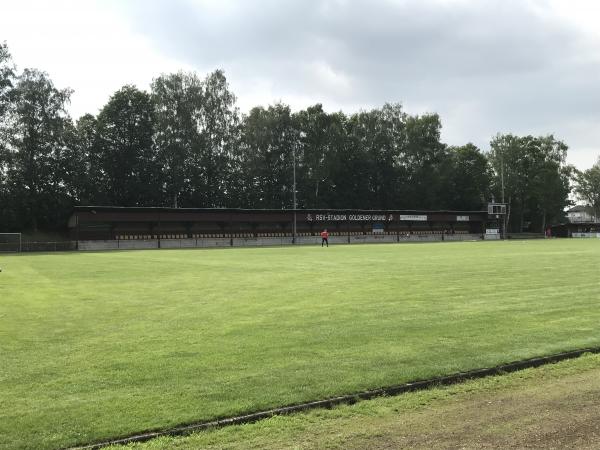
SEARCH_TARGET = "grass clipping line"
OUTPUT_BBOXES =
[68,346,600,450]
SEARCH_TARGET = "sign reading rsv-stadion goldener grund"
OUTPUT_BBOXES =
[307,213,394,222]
[306,213,430,222]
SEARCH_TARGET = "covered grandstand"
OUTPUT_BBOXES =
[68,206,503,250]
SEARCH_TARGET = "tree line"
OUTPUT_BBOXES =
[1,42,598,234]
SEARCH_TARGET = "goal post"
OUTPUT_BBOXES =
[0,233,22,253]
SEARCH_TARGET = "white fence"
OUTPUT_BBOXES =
[572,232,600,238]
[77,234,483,251]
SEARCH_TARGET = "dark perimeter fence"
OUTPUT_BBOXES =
[0,233,548,254]
[0,241,77,253]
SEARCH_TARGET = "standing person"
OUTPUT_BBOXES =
[320,229,329,247]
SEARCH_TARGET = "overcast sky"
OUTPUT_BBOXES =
[2,0,599,168]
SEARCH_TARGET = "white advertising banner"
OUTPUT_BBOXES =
[399,215,427,221]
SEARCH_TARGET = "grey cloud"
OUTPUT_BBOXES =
[119,0,600,166]
[126,0,577,78]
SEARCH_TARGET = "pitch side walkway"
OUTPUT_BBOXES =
[72,348,600,449]
[105,352,600,449]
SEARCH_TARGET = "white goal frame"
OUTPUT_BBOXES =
[0,233,22,253]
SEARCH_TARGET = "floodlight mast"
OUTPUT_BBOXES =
[500,150,506,240]
[292,140,297,244]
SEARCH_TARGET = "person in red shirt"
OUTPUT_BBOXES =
[320,229,329,247]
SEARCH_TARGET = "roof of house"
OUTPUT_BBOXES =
[568,205,596,214]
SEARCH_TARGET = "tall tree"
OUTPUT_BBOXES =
[3,69,73,231]
[444,143,491,210]
[489,134,570,232]
[402,113,447,209]
[0,42,14,122]
[313,111,350,209]
[238,104,296,209]
[0,42,15,229]
[346,104,407,209]
[330,112,372,208]
[151,72,203,207]
[152,70,239,208]
[531,160,572,231]
[574,159,600,219]
[64,114,103,205]
[195,70,239,207]
[294,104,345,209]
[96,85,159,206]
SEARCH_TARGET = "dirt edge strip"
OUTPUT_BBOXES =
[68,346,600,450]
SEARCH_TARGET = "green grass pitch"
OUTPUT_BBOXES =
[1,240,599,449]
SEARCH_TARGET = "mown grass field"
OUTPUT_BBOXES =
[1,240,599,449]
